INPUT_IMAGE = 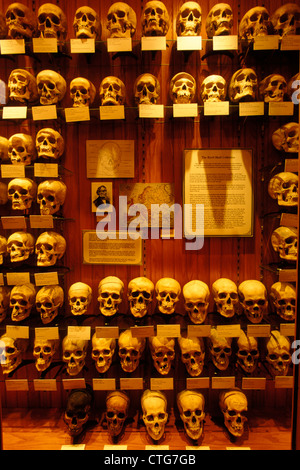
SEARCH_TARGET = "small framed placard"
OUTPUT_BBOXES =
[107,37,132,52]
[32,105,57,121]
[177,36,202,50]
[281,36,300,51]
[6,325,29,339]
[0,39,25,54]
[1,165,25,178]
[33,379,57,391]
[95,326,119,338]
[239,102,264,116]
[70,38,95,53]
[29,215,54,229]
[67,326,91,340]
[2,106,27,120]
[6,272,30,285]
[242,377,266,390]
[65,107,90,122]
[211,376,235,389]
[63,378,86,389]
[1,216,26,230]
[120,378,144,390]
[34,163,58,178]
[5,379,29,391]
[188,325,211,337]
[204,101,229,116]
[139,104,164,118]
[32,38,58,53]
[253,35,279,50]
[141,36,166,50]
[216,324,241,337]
[156,324,181,337]
[100,105,125,120]
[35,327,59,340]
[213,35,238,50]
[173,103,198,117]
[131,325,155,338]
[150,377,174,390]
[92,378,116,391]
[247,324,270,337]
[186,377,210,389]
[34,272,59,286]
[275,376,293,388]
[269,102,294,116]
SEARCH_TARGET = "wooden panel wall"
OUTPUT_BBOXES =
[0,0,298,441]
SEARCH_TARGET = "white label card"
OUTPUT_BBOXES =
[213,35,238,50]
[186,377,210,389]
[29,215,54,229]
[150,377,173,390]
[32,105,57,121]
[61,444,86,450]
[156,324,181,337]
[188,325,211,337]
[34,272,59,286]
[33,379,57,391]
[5,379,29,391]
[65,107,90,122]
[173,103,198,117]
[34,163,58,178]
[2,107,27,120]
[242,377,266,390]
[0,39,25,54]
[92,378,116,391]
[139,104,164,118]
[141,36,166,50]
[35,327,59,340]
[100,106,125,120]
[120,378,144,390]
[131,325,155,337]
[33,38,58,53]
[269,102,294,116]
[70,38,95,53]
[239,102,264,116]
[95,326,119,338]
[204,101,229,116]
[6,272,30,285]
[1,165,25,178]
[63,378,86,389]
[6,325,29,339]
[107,37,132,52]
[177,36,202,50]
[67,326,91,340]
[1,216,26,230]
[254,35,279,50]
[247,324,270,337]
[211,376,235,389]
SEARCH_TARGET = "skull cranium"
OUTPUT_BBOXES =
[62,336,88,376]
[99,76,126,106]
[73,6,101,39]
[37,179,67,215]
[272,122,299,153]
[37,3,67,40]
[149,336,175,375]
[229,68,258,103]
[239,6,272,41]
[208,328,232,370]
[37,70,67,106]
[177,390,205,441]
[238,280,268,323]
[10,283,36,322]
[259,74,287,102]
[268,172,298,207]
[212,278,239,318]
[141,389,168,441]
[219,389,248,437]
[134,73,160,105]
[106,2,137,38]
[33,338,58,372]
[271,226,298,261]
[141,1,170,37]
[8,69,38,104]
[98,276,124,317]
[169,72,196,104]
[183,280,210,324]
[35,231,66,266]
[35,128,65,160]
[118,329,145,373]
[206,3,233,38]
[8,177,37,211]
[201,75,227,102]
[8,133,36,165]
[68,282,92,316]
[64,388,93,436]
[270,281,296,321]
[127,276,154,318]
[176,2,202,37]
[7,231,35,263]
[266,330,292,376]
[155,277,181,315]
[70,77,96,107]
[271,3,300,38]
[0,334,28,375]
[91,334,116,374]
[35,285,64,324]
[106,391,130,438]
[178,335,205,376]
[5,2,37,39]
[236,330,259,374]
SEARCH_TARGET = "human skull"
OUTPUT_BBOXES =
[68,282,92,316]
[7,231,35,263]
[149,336,175,375]
[106,391,130,438]
[8,178,37,210]
[177,390,205,441]
[0,137,9,162]
[91,334,116,374]
[62,336,88,376]
[236,330,259,374]
[33,338,58,372]
[212,278,239,318]
[270,282,296,322]
[73,6,100,39]
[141,1,170,36]
[99,76,126,106]
[155,277,181,315]
[37,70,67,106]
[36,285,64,324]
[127,276,154,318]
[183,280,210,324]
[36,128,65,160]
[219,389,248,437]
[0,334,28,375]
[37,3,67,40]
[178,335,205,376]
[0,236,7,264]
[8,133,36,165]
[271,226,298,261]
[141,389,168,441]
[268,172,298,207]
[239,7,272,41]
[206,3,233,38]
[208,328,232,370]
[0,286,10,323]
[238,280,268,323]
[271,3,300,38]
[10,283,36,322]
[8,69,38,104]
[272,122,299,153]
[134,73,160,105]
[64,388,93,437]
[169,72,196,104]
[229,68,258,103]
[287,73,300,103]
[97,276,124,317]
[118,329,146,373]
[37,179,67,215]
[5,2,37,39]
[266,330,292,376]
[106,2,137,38]
[35,231,66,266]
[201,75,227,102]
[70,77,96,107]
[259,74,287,102]
[176,2,202,37]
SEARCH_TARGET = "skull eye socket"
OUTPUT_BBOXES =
[183,410,192,417]
[36,302,42,309]
[257,299,266,306]
[279,13,289,24]
[112,293,120,300]
[285,236,295,244]
[245,300,254,306]
[218,292,227,299]
[269,353,278,361]
[34,346,41,353]
[158,412,166,420]
[228,410,237,416]
[282,354,291,361]
[77,411,87,420]
[146,414,154,422]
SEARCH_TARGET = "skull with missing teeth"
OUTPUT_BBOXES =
[236,330,259,374]
[68,282,92,316]
[37,70,67,106]
[141,390,168,441]
[178,335,205,377]
[10,283,36,322]
[238,280,268,323]
[229,68,258,102]
[141,1,170,36]
[118,329,146,373]
[266,330,291,376]
[106,391,130,438]
[8,134,36,166]
[92,334,116,374]
[37,179,67,216]
[8,69,38,105]
[0,334,28,375]
[176,2,202,36]
[155,277,181,315]
[37,3,67,40]
[169,72,196,104]
[73,6,100,39]
[99,76,126,106]
[259,74,287,102]
[98,276,124,317]
[33,338,58,372]
[35,231,66,266]
[209,328,232,370]
[272,122,299,153]
[271,3,300,38]
[149,336,175,375]
[70,78,96,107]
[212,278,239,318]
[177,390,205,441]
[206,3,233,38]
[36,285,64,324]
[134,73,160,105]
[201,75,227,102]
[8,178,37,211]
[64,389,93,437]
[63,336,88,376]
[239,6,272,41]
[5,2,37,39]
[183,280,210,324]
[268,172,298,207]
[271,226,298,261]
[106,2,137,38]
[127,276,154,318]
[36,128,64,161]
[7,231,35,263]
[270,281,296,322]
[219,389,248,438]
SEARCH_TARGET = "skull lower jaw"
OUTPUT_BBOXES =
[67,362,84,376]
[214,21,231,35]
[12,200,30,210]
[227,421,244,437]
[102,94,120,106]
[175,92,191,104]
[1,356,21,374]
[159,303,175,315]
[71,306,87,316]
[185,422,203,440]
[156,361,171,375]
[35,358,51,372]
[121,360,138,373]
[218,306,235,318]
[187,364,203,376]
[131,306,147,318]
[149,424,164,440]
[11,309,30,322]
[95,360,111,374]
[40,311,57,324]
[76,27,95,39]
[100,305,117,316]
[37,254,55,266]
[188,311,206,324]
[10,252,27,262]
[246,310,263,323]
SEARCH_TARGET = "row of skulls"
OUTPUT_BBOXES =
[0,2,299,42]
[63,387,247,442]
[0,277,295,325]
[0,129,64,164]
[2,68,300,109]
[0,326,292,379]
